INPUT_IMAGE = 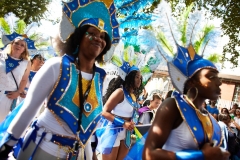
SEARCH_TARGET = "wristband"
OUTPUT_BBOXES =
[113,117,125,127]
[176,150,204,160]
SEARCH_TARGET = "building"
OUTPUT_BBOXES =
[153,69,240,109]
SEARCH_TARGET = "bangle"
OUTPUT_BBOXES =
[176,150,204,160]
[113,117,125,127]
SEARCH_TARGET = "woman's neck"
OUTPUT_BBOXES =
[186,96,205,111]
[31,65,39,72]
[10,53,21,59]
[77,55,95,73]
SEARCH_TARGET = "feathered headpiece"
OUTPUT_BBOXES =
[111,41,161,83]
[60,0,155,62]
[138,1,222,94]
[145,77,170,100]
[0,12,50,56]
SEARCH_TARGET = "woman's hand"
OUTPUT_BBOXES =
[6,91,20,99]
[20,92,26,98]
[123,121,135,131]
[201,143,230,160]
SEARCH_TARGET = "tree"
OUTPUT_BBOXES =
[0,0,51,25]
[149,0,240,67]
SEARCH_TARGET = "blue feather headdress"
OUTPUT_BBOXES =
[59,0,155,62]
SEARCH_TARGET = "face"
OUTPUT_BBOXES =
[150,98,162,110]
[222,109,228,114]
[79,26,107,60]
[134,71,142,89]
[32,56,45,71]
[11,39,26,57]
[236,109,240,115]
[194,68,222,100]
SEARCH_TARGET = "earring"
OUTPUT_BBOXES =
[187,87,198,101]
[73,45,79,55]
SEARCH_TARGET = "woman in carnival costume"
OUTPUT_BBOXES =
[0,0,120,159]
[142,8,230,160]
[125,1,231,159]
[96,61,143,160]
[17,54,45,103]
[0,36,31,123]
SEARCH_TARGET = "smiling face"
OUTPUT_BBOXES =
[192,68,222,100]
[11,39,26,58]
[79,26,107,61]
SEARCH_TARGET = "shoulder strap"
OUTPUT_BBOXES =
[10,71,19,90]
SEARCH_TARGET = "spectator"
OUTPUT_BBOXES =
[206,100,219,120]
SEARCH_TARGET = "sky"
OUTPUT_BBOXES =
[39,0,240,75]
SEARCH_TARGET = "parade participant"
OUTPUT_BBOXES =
[139,1,230,159]
[0,0,119,159]
[96,62,143,160]
[143,46,229,159]
[0,37,31,122]
[17,54,45,102]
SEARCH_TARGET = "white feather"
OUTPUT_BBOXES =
[4,12,19,33]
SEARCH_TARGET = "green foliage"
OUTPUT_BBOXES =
[0,0,51,25]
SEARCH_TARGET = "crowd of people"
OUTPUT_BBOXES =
[0,0,238,160]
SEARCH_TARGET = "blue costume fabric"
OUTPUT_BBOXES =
[96,87,140,154]
[126,91,222,160]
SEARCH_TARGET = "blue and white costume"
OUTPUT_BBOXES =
[96,87,140,154]
[0,55,105,159]
[0,54,28,122]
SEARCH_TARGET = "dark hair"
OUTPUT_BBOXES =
[218,113,230,121]
[103,71,143,105]
[31,54,44,64]
[183,71,201,94]
[221,108,230,114]
[152,94,162,101]
[55,25,111,63]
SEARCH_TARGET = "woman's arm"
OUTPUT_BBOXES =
[143,98,181,159]
[143,98,230,160]
[102,88,134,130]
[6,61,31,99]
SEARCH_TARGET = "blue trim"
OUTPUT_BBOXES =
[47,54,106,146]
[5,55,23,73]
[173,91,221,148]
[176,150,204,160]
[113,117,125,127]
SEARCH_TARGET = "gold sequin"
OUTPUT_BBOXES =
[193,127,197,131]
[177,77,180,81]
[60,110,63,113]
[61,89,64,92]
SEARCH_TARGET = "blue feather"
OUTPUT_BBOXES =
[121,30,138,38]
[117,0,154,15]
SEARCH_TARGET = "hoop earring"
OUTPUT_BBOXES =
[187,87,198,101]
[73,45,79,55]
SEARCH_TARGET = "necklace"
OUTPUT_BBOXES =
[184,96,214,142]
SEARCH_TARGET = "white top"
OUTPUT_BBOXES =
[138,111,153,124]
[111,90,134,118]
[162,121,198,151]
[7,57,93,159]
[0,55,28,91]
